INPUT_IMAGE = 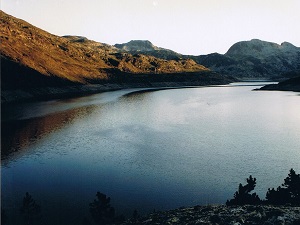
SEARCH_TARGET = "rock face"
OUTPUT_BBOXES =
[0,11,218,91]
[120,205,300,225]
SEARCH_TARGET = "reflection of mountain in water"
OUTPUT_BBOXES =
[1,88,158,161]
[1,105,97,161]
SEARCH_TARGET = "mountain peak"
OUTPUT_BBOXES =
[250,38,263,43]
[281,41,296,48]
[225,39,299,58]
[114,40,160,51]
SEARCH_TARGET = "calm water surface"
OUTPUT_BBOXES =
[2,83,300,224]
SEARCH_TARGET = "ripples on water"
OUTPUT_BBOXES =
[2,83,300,224]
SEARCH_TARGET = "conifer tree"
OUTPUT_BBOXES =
[89,192,116,225]
[20,192,41,225]
[266,168,300,205]
[226,175,261,205]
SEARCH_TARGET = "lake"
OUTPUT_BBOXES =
[1,83,300,224]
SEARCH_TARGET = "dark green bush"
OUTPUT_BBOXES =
[227,169,300,206]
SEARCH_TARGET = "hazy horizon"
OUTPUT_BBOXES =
[2,0,300,55]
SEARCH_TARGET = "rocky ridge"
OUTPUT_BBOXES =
[120,205,300,225]
[114,40,182,60]
[115,39,300,79]
[115,40,161,52]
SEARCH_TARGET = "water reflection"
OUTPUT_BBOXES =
[1,88,151,161]
[1,104,98,161]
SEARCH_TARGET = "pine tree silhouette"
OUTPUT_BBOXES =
[89,192,116,225]
[20,192,41,225]
[1,209,8,225]
[130,209,140,223]
[265,186,289,205]
[266,168,300,205]
[226,175,261,205]
[283,168,300,204]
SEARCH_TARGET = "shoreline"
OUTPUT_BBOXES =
[257,84,300,92]
[256,76,300,92]
[1,80,233,105]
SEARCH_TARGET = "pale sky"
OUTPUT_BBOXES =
[2,0,300,55]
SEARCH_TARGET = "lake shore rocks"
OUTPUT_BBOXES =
[120,205,300,225]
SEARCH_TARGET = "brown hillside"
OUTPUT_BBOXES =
[0,11,209,88]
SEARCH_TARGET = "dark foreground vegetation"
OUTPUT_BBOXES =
[226,168,300,206]
[2,169,300,225]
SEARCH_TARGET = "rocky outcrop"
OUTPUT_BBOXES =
[259,76,300,92]
[114,40,183,60]
[225,40,299,62]
[115,40,160,52]
[120,205,300,225]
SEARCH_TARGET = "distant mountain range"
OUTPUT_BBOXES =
[114,39,300,79]
[1,10,299,102]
